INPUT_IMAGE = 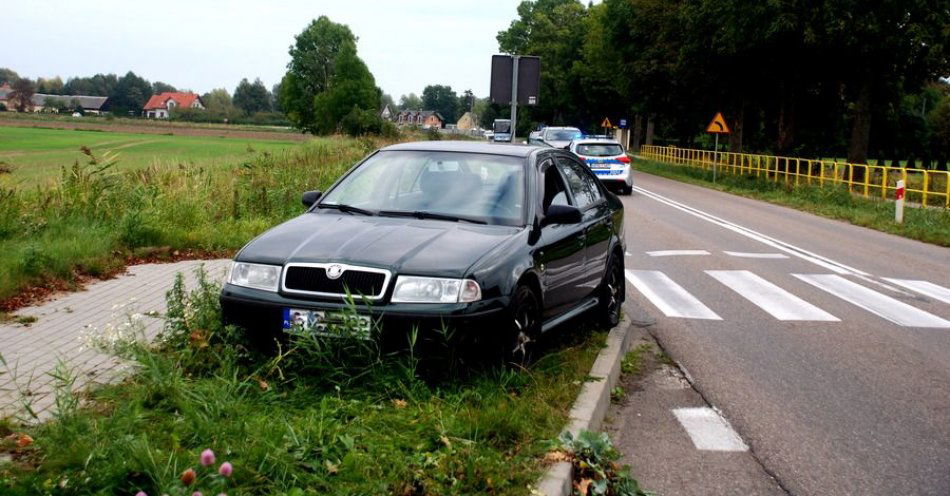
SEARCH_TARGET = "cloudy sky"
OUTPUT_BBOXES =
[6,0,523,98]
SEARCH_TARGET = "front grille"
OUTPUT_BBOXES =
[283,265,388,298]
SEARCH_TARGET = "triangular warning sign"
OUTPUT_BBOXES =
[706,112,730,134]
[601,117,612,128]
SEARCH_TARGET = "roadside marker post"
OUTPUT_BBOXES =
[705,112,730,183]
[895,179,905,224]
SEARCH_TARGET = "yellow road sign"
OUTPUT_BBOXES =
[706,112,730,134]
[601,117,612,128]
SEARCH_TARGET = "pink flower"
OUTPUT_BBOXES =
[200,449,216,467]
[135,492,147,496]
[218,462,233,477]
[192,492,203,496]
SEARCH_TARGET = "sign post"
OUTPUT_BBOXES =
[601,117,612,137]
[705,112,731,183]
[510,56,519,143]
[895,179,905,223]
[490,55,540,143]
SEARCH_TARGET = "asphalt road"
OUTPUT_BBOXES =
[618,170,950,495]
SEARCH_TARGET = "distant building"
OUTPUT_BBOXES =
[143,92,204,118]
[394,110,444,129]
[380,104,394,120]
[0,85,110,114]
[456,112,479,131]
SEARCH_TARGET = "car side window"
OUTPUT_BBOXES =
[556,156,600,209]
[541,160,572,211]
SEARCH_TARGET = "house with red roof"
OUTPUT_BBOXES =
[143,92,204,118]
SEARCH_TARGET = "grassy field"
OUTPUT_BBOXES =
[635,159,950,246]
[0,126,302,186]
[0,265,608,495]
[0,127,381,309]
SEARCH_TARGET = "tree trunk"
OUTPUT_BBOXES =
[632,115,643,152]
[645,117,655,146]
[847,80,872,182]
[728,107,744,153]
[777,86,796,157]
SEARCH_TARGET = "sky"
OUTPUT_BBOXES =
[5,0,524,99]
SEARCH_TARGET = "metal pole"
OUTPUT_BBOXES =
[895,179,905,223]
[713,133,718,183]
[510,55,519,143]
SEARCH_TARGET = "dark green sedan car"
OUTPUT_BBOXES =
[220,141,625,360]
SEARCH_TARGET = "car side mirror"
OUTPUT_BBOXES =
[301,190,322,207]
[543,204,582,225]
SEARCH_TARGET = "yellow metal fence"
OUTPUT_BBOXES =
[639,145,950,208]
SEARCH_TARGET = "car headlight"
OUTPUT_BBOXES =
[391,276,482,303]
[228,262,281,292]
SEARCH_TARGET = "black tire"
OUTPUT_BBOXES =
[621,184,633,195]
[598,254,624,328]
[505,284,542,366]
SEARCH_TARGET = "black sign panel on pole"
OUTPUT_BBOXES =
[516,56,540,105]
[490,55,513,105]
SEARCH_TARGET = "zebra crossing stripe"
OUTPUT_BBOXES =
[706,270,839,321]
[793,274,950,328]
[672,407,748,452]
[723,251,789,259]
[625,270,721,320]
[881,279,950,305]
[646,250,711,257]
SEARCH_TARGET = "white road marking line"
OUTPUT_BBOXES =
[723,251,789,259]
[646,250,711,257]
[672,407,749,452]
[706,270,839,321]
[631,186,869,276]
[793,274,950,328]
[625,251,632,257]
[882,278,950,305]
[625,270,721,320]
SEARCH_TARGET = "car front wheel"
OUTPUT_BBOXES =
[506,284,541,365]
[599,254,624,328]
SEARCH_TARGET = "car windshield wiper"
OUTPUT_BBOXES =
[378,209,487,225]
[317,203,376,216]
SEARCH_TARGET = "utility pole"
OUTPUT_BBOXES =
[510,55,519,143]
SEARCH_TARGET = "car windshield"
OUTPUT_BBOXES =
[546,129,582,141]
[493,120,511,133]
[576,144,624,156]
[319,151,526,226]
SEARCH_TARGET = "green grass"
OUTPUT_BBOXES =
[635,160,950,246]
[1,269,605,495]
[0,134,383,305]
[0,126,301,186]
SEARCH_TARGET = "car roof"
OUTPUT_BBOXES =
[544,126,581,131]
[381,140,544,158]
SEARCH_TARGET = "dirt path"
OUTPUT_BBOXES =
[0,118,310,142]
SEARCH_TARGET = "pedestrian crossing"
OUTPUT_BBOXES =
[625,269,950,328]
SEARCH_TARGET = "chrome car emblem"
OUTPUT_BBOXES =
[326,264,344,280]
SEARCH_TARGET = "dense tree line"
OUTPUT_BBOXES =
[496,0,949,168]
[0,65,283,123]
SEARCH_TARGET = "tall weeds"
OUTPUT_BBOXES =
[0,137,386,304]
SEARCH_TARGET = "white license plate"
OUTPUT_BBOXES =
[282,308,372,340]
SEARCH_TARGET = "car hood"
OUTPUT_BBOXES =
[237,212,521,278]
[544,140,572,149]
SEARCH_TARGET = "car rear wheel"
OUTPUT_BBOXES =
[506,284,541,366]
[598,254,624,328]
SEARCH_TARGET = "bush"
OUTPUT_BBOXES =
[340,107,399,138]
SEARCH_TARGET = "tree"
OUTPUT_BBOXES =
[458,89,475,116]
[0,68,19,86]
[36,76,64,94]
[399,93,422,110]
[279,16,360,133]
[8,78,35,112]
[422,84,459,123]
[63,73,118,96]
[233,78,272,114]
[271,82,283,112]
[152,81,177,94]
[201,88,240,120]
[109,71,153,115]
[309,42,380,133]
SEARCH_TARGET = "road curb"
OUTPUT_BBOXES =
[534,320,634,496]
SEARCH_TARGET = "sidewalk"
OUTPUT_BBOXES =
[0,259,230,421]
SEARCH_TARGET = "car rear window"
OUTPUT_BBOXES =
[576,144,624,156]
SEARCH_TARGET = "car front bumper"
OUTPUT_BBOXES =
[220,283,511,347]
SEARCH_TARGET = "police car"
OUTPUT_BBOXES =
[569,138,633,195]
